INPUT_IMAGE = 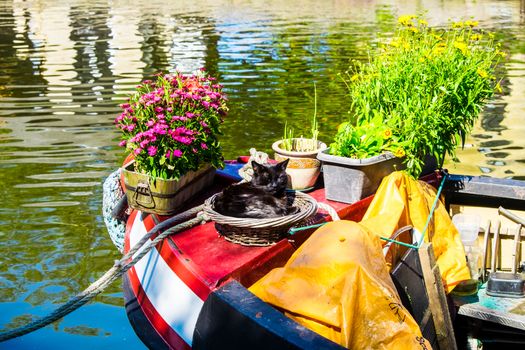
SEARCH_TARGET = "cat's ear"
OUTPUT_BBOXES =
[277,158,289,169]
[251,161,263,171]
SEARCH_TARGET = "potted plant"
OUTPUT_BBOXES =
[115,69,228,215]
[272,84,327,191]
[319,15,504,203]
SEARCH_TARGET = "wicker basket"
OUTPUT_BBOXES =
[204,191,318,246]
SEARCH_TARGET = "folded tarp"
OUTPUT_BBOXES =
[361,171,470,293]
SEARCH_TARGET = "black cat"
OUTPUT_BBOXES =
[213,159,297,218]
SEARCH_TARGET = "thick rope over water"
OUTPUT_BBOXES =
[0,204,209,342]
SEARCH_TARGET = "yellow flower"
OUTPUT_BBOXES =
[470,33,483,41]
[394,148,406,158]
[383,129,393,140]
[418,19,428,26]
[477,68,488,78]
[351,74,360,82]
[496,50,507,58]
[418,57,425,63]
[409,27,419,34]
[452,21,464,28]
[465,20,479,28]
[398,15,415,27]
[403,42,411,50]
[432,47,445,55]
[454,41,469,55]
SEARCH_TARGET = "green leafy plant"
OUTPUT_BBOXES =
[332,15,505,176]
[330,112,406,159]
[115,70,228,180]
[281,83,320,152]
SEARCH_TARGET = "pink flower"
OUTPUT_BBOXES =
[154,106,164,113]
[134,148,142,155]
[200,142,208,150]
[147,146,157,156]
[173,136,193,145]
[118,140,127,147]
[173,149,183,158]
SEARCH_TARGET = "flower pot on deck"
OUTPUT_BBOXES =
[317,149,405,203]
[122,162,215,215]
[272,139,327,191]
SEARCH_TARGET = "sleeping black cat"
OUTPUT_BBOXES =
[213,159,298,218]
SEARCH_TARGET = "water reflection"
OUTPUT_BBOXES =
[0,0,524,348]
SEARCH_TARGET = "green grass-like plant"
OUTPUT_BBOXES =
[281,83,320,152]
[331,16,505,176]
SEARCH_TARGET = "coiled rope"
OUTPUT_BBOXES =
[0,205,209,342]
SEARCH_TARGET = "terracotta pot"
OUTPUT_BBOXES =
[272,138,327,191]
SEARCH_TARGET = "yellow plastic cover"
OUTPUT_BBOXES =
[249,220,431,349]
[361,171,470,292]
[249,171,469,348]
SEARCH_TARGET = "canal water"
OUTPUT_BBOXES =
[0,0,523,348]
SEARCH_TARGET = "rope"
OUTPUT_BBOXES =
[317,202,340,221]
[0,205,208,342]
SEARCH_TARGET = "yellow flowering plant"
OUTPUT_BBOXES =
[334,15,505,176]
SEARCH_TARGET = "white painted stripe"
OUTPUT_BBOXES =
[129,213,204,346]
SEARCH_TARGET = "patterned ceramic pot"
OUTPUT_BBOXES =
[272,138,327,191]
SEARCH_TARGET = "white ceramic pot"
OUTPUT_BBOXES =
[272,138,327,191]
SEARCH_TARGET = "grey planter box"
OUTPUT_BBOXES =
[317,149,405,204]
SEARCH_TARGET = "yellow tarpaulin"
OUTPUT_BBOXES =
[249,220,431,349]
[249,171,470,349]
[361,171,470,292]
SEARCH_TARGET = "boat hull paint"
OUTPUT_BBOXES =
[125,210,203,349]
[123,273,169,350]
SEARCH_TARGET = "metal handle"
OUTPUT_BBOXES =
[133,181,156,209]
[498,206,525,226]
[498,207,524,274]
[490,220,501,273]
[481,220,491,282]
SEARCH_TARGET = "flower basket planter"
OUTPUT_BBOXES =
[123,162,215,215]
[272,139,327,191]
[317,149,405,204]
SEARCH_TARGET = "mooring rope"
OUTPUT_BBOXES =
[0,204,209,342]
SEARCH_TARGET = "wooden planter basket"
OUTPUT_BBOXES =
[203,191,318,246]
